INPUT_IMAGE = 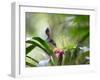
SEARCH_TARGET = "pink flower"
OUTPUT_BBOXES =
[53,48,64,58]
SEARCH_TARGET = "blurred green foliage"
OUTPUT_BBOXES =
[25,12,90,67]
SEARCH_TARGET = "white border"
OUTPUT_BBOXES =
[11,2,96,78]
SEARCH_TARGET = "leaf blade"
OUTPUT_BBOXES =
[26,45,36,55]
[26,62,36,67]
[26,40,50,55]
[26,56,39,63]
[32,37,53,55]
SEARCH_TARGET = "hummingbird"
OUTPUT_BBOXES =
[45,28,56,47]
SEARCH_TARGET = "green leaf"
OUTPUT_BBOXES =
[78,31,89,44]
[72,47,80,60]
[26,56,39,63]
[26,45,36,55]
[26,40,50,55]
[76,51,89,64]
[26,38,56,65]
[32,37,53,55]
[49,59,55,65]
[63,49,77,65]
[26,62,36,67]
[32,37,57,64]
[63,50,71,65]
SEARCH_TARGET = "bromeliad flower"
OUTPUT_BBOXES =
[53,48,64,65]
[53,48,64,58]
